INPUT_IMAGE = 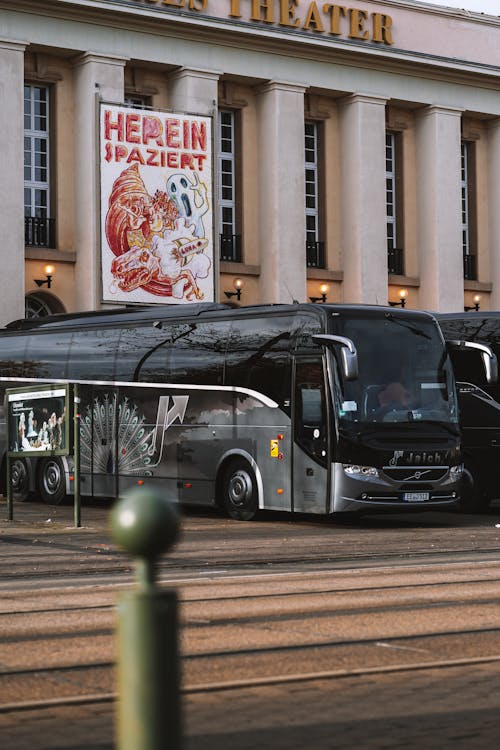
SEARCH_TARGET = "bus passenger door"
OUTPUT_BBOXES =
[293,357,330,514]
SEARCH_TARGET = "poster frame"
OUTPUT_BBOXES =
[6,383,72,458]
[98,101,215,307]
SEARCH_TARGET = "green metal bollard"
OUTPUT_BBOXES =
[110,487,182,750]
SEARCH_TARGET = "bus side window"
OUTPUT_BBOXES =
[294,360,327,465]
[134,321,230,385]
[0,334,29,377]
[24,332,71,379]
[68,328,120,381]
[225,317,292,408]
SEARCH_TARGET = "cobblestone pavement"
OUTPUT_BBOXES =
[3,500,500,749]
[2,662,500,749]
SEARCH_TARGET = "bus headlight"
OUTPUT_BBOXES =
[343,464,379,478]
[449,464,464,478]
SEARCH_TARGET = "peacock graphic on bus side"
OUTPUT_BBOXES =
[79,392,189,476]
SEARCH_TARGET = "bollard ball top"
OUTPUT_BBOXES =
[110,487,180,559]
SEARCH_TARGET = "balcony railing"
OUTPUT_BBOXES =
[463,254,477,281]
[306,240,325,269]
[388,247,404,276]
[220,234,242,263]
[25,217,56,248]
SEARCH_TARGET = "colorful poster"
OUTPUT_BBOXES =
[7,386,69,455]
[100,104,213,305]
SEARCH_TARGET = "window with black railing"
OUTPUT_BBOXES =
[218,110,242,263]
[306,241,325,269]
[220,233,242,263]
[25,84,55,248]
[463,253,477,281]
[388,247,404,276]
[461,141,477,281]
[386,131,404,276]
[305,121,325,269]
[25,217,56,248]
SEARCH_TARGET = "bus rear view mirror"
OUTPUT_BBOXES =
[447,340,498,384]
[313,334,359,381]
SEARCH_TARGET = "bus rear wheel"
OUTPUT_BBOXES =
[11,458,30,502]
[222,460,259,521]
[38,457,67,505]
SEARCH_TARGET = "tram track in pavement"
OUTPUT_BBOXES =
[4,554,500,713]
[4,646,500,714]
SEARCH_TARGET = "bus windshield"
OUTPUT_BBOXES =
[330,312,459,425]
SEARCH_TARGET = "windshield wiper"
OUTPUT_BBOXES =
[384,312,432,339]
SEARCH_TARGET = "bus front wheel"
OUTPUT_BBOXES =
[221,460,259,521]
[459,470,491,514]
[38,457,67,505]
[10,458,30,502]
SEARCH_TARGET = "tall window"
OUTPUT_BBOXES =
[461,141,477,280]
[386,131,404,275]
[24,85,51,246]
[305,121,324,268]
[124,95,152,108]
[218,110,241,262]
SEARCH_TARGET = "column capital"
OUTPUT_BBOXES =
[0,39,27,53]
[339,93,388,108]
[72,52,129,69]
[419,104,464,119]
[169,67,222,83]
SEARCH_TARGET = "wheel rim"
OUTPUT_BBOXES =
[42,460,62,497]
[227,469,253,509]
[11,459,28,496]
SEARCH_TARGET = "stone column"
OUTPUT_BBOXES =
[72,53,126,311]
[338,94,388,305]
[168,67,220,117]
[488,119,500,309]
[415,105,463,312]
[256,82,306,303]
[0,40,26,326]
[168,68,220,301]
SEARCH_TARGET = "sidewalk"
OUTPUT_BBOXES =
[2,661,500,750]
[2,500,500,749]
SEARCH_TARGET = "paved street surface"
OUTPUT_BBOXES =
[2,498,500,749]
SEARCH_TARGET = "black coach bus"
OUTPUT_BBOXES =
[0,303,465,519]
[436,311,500,511]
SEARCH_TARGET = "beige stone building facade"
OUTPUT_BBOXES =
[1,0,500,325]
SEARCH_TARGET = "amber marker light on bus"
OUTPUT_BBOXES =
[277,488,284,495]
[137,479,144,485]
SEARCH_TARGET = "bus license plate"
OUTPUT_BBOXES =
[404,492,429,503]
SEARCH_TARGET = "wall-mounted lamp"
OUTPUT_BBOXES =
[465,294,481,312]
[225,277,243,301]
[389,288,407,308]
[310,283,329,304]
[35,264,55,289]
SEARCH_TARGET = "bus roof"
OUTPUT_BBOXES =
[4,302,436,331]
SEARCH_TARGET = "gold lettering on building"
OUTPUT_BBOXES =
[229,0,242,16]
[303,2,324,32]
[372,13,393,45]
[279,0,300,28]
[251,0,275,23]
[323,5,347,36]
[122,0,394,45]
[349,8,369,40]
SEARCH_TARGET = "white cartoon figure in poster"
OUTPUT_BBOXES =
[106,164,211,301]
[166,173,209,239]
